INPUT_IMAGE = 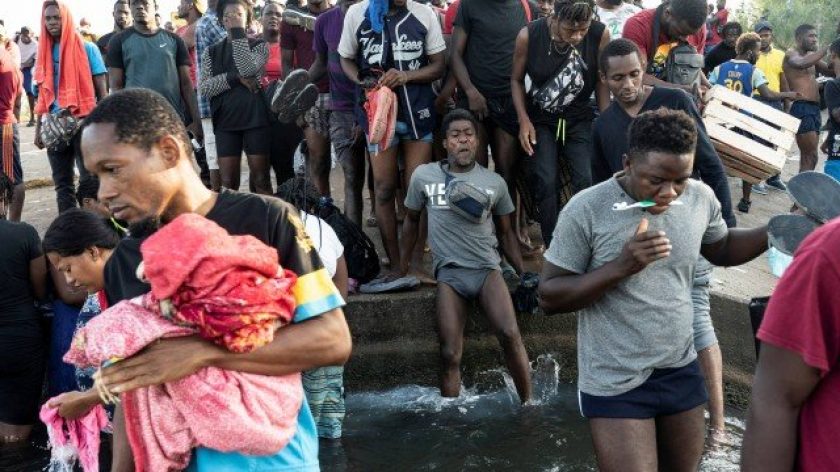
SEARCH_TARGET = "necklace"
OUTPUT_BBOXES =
[548,19,572,56]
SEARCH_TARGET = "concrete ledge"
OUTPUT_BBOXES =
[344,287,757,408]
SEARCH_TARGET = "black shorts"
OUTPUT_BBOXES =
[1,123,23,185]
[456,94,519,137]
[0,319,45,425]
[579,359,708,419]
[214,127,270,157]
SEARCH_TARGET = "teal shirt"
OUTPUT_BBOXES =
[49,41,106,113]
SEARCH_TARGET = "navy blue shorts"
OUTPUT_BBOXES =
[790,101,822,135]
[579,359,708,419]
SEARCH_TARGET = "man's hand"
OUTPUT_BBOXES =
[466,87,488,120]
[435,94,452,115]
[239,76,259,93]
[34,123,44,149]
[518,119,537,156]
[379,69,409,89]
[99,337,221,394]
[782,91,803,101]
[616,218,671,275]
[47,390,101,420]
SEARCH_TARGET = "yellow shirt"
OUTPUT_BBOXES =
[754,47,785,94]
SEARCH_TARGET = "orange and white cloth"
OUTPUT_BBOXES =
[364,85,397,154]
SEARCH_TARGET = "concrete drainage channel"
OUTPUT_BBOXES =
[343,287,758,410]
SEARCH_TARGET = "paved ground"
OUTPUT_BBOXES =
[16,116,833,302]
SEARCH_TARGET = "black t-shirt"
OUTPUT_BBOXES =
[592,87,736,227]
[525,17,605,125]
[104,190,338,317]
[825,78,840,160]
[703,42,736,75]
[208,33,270,132]
[454,0,538,98]
[97,31,117,57]
[0,220,42,322]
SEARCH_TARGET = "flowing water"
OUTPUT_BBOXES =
[321,355,745,472]
[2,355,744,471]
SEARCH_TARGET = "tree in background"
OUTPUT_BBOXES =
[734,0,835,50]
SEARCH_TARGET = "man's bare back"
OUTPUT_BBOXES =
[784,47,820,102]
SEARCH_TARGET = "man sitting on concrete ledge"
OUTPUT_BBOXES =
[539,108,769,472]
[400,109,533,403]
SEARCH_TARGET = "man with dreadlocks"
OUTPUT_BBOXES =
[511,0,609,246]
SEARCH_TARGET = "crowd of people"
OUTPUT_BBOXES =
[0,0,838,470]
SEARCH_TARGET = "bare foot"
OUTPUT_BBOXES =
[408,270,437,286]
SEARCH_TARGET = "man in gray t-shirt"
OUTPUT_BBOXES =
[107,0,202,141]
[540,108,769,471]
[401,109,533,403]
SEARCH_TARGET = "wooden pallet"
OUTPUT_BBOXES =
[702,85,801,183]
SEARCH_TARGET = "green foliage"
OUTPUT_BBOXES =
[733,0,837,50]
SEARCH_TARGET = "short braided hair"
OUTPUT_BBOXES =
[554,0,595,23]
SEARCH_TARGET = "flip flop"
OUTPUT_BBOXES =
[271,69,311,115]
[359,276,421,294]
[767,214,820,256]
[786,171,840,224]
[277,84,319,124]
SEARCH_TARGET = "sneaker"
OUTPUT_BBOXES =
[751,182,768,195]
[271,69,311,115]
[737,198,751,213]
[359,276,420,294]
[765,175,787,191]
[277,83,319,124]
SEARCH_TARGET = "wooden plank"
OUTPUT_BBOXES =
[720,152,771,177]
[723,165,764,184]
[705,85,801,133]
[703,101,796,153]
[713,140,779,174]
[705,122,787,171]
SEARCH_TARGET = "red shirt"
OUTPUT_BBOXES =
[622,8,706,65]
[759,218,840,471]
[281,10,329,93]
[443,0,460,35]
[263,42,283,85]
[707,8,728,46]
[176,25,198,87]
[0,46,22,124]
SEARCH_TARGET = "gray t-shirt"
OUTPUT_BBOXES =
[544,176,727,396]
[107,28,191,120]
[405,162,514,273]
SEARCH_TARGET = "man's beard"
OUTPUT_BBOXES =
[128,216,163,238]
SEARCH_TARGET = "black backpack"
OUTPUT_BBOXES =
[316,201,381,284]
[648,5,704,88]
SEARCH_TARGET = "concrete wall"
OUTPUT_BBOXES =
[343,288,759,408]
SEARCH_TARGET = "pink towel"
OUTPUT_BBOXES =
[39,403,109,472]
[65,297,303,472]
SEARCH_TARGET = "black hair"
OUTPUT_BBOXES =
[441,108,479,135]
[216,0,255,27]
[669,0,708,31]
[831,38,840,56]
[735,32,760,56]
[554,0,594,23]
[794,24,815,40]
[76,175,100,206]
[599,37,642,74]
[43,208,122,257]
[721,21,742,37]
[127,0,159,7]
[0,172,13,208]
[276,177,321,214]
[82,88,191,153]
[20,26,30,34]
[627,108,697,160]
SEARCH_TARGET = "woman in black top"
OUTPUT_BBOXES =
[199,0,271,194]
[0,174,47,444]
[511,0,609,245]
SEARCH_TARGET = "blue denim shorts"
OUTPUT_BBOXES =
[367,121,433,153]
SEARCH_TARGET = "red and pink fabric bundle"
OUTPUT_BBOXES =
[63,214,303,471]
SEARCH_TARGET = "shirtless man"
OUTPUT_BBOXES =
[784,24,836,173]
